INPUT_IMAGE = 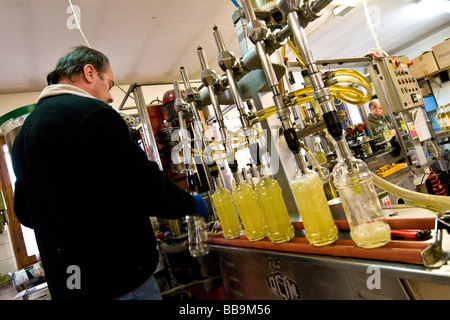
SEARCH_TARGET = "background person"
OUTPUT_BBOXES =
[368,97,393,142]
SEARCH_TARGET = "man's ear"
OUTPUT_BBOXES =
[82,64,95,83]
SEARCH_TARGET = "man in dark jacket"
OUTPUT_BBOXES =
[12,46,207,300]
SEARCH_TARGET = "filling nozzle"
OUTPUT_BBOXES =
[173,80,186,113]
[335,134,354,163]
[211,170,223,190]
[179,66,215,192]
[277,0,344,144]
[197,46,232,159]
[174,82,197,192]
[180,65,200,105]
[294,150,308,174]
[213,24,262,162]
[240,0,301,162]
[229,162,243,184]
[173,80,192,168]
[212,25,249,130]
[179,65,207,141]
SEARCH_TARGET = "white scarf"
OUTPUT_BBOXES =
[37,84,95,102]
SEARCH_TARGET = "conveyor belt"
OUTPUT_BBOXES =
[208,218,436,265]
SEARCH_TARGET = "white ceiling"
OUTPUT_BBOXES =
[1,0,449,99]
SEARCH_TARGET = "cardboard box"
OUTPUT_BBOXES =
[411,51,440,79]
[433,39,450,70]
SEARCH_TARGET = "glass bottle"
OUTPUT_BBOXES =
[255,166,295,243]
[445,104,450,131]
[437,106,444,131]
[210,170,243,239]
[332,136,391,248]
[186,215,210,257]
[361,136,373,155]
[315,142,328,164]
[231,166,267,241]
[290,150,338,246]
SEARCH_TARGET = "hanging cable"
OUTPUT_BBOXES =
[362,0,382,52]
[68,0,132,98]
[68,0,91,47]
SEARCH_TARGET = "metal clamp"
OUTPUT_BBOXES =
[421,214,450,269]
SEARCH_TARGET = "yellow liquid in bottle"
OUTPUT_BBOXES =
[445,107,450,131]
[349,221,391,248]
[291,171,338,246]
[255,176,294,243]
[337,180,391,248]
[316,151,327,164]
[232,182,267,241]
[211,187,243,239]
[437,107,445,131]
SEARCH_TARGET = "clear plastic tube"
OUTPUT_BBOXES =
[371,172,450,211]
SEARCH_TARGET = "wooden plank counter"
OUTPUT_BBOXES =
[208,217,436,265]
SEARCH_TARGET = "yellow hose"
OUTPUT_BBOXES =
[289,71,372,106]
[246,53,372,123]
[286,39,305,68]
[333,69,373,104]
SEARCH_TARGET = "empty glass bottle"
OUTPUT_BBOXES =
[332,136,391,248]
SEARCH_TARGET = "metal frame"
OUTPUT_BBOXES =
[118,81,202,170]
[212,244,450,300]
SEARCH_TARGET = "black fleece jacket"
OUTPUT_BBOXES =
[12,93,196,299]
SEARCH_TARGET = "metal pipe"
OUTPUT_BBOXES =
[241,0,301,159]
[180,66,215,191]
[311,0,333,13]
[197,46,232,159]
[284,9,343,140]
[134,85,163,169]
[286,12,333,113]
[173,81,191,166]
[296,110,347,139]
[213,25,250,130]
[213,25,260,163]
[118,80,203,111]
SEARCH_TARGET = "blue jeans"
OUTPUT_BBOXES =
[115,275,163,300]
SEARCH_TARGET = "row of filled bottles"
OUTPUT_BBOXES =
[210,138,392,249]
[437,104,450,131]
[210,165,296,244]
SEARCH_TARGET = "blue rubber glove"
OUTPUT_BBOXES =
[193,195,210,221]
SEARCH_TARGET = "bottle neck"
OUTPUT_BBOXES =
[213,176,223,189]
[294,152,308,174]
[233,170,243,184]
[336,136,354,163]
